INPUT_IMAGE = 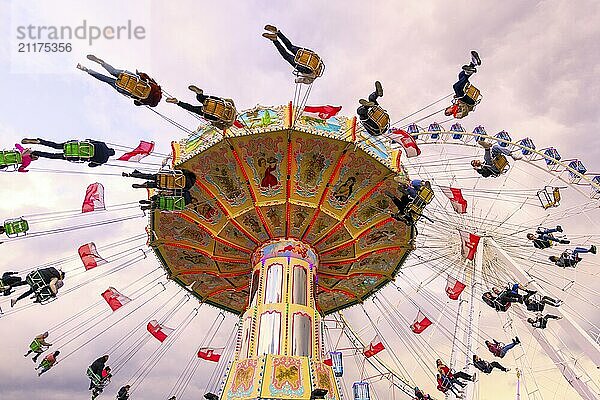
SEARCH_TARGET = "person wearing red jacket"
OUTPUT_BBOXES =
[486,337,520,358]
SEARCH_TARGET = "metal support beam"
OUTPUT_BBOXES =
[488,238,600,400]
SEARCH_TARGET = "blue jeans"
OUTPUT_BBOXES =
[483,145,512,169]
[499,341,517,357]
[87,62,131,96]
[453,71,475,105]
[573,247,590,256]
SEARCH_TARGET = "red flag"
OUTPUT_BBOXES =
[82,183,105,213]
[323,358,333,366]
[459,231,481,261]
[445,276,466,300]
[198,348,221,362]
[303,105,342,120]
[390,129,421,158]
[363,336,385,358]
[101,287,131,311]
[147,320,174,343]
[410,311,432,334]
[78,242,107,270]
[117,141,154,162]
[233,120,244,128]
[441,187,467,214]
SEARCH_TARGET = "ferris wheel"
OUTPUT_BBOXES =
[1,28,600,400]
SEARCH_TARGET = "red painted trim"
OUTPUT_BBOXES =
[320,239,355,256]
[194,178,259,244]
[163,242,247,263]
[288,101,293,127]
[319,271,385,279]
[314,180,387,247]
[285,135,293,238]
[318,286,357,299]
[351,116,357,142]
[321,246,404,266]
[301,147,349,241]
[174,212,252,253]
[206,282,250,298]
[228,142,274,239]
[176,269,249,278]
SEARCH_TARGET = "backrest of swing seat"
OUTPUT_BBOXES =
[158,196,186,211]
[294,49,324,76]
[417,186,434,204]
[367,106,390,130]
[493,154,509,172]
[64,141,95,159]
[157,172,185,190]
[25,270,46,289]
[464,82,481,102]
[0,150,22,166]
[552,188,561,204]
[203,99,236,122]
[115,73,151,99]
[4,219,29,236]
[86,367,103,383]
[30,338,43,352]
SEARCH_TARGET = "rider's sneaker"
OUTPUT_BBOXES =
[375,80,383,97]
[86,54,104,64]
[262,32,277,41]
[359,99,376,107]
[471,50,482,66]
[478,140,492,149]
[556,225,563,232]
[188,85,203,95]
[462,65,477,74]
[10,298,16,308]
[590,245,597,254]
[21,138,40,144]
[264,24,278,33]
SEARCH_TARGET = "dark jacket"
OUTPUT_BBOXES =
[89,141,114,167]
[90,357,107,375]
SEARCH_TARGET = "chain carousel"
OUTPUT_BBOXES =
[148,103,422,399]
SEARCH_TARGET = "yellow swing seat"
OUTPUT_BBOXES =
[366,106,390,135]
[293,49,324,78]
[407,185,434,221]
[492,154,509,175]
[156,170,186,190]
[203,98,237,129]
[115,72,151,99]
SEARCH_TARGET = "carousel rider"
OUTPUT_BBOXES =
[11,267,65,307]
[262,25,323,84]
[77,54,162,107]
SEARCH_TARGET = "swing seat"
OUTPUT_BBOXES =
[203,98,237,129]
[40,359,53,370]
[293,49,324,78]
[492,154,509,175]
[406,185,434,222]
[25,271,56,305]
[463,82,481,104]
[158,196,186,211]
[30,338,48,353]
[115,72,151,99]
[3,218,29,238]
[86,367,105,386]
[156,170,186,190]
[0,150,23,169]
[365,106,390,135]
[63,141,95,162]
[537,186,561,209]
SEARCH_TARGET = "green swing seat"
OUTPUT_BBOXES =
[158,196,186,211]
[3,218,29,238]
[63,141,95,161]
[0,150,23,168]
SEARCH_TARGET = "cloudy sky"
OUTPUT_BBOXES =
[0,1,599,399]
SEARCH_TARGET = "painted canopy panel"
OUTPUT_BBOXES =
[151,105,415,315]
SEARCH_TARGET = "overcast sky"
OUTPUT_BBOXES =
[1,1,599,399]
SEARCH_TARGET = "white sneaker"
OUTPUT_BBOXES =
[510,151,523,160]
[295,76,313,84]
